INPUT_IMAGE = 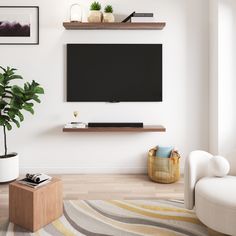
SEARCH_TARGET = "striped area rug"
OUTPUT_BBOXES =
[1,200,208,236]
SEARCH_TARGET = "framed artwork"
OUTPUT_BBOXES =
[0,6,39,45]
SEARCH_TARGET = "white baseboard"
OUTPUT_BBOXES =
[20,167,184,175]
[20,167,148,174]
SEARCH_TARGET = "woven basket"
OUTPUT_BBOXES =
[148,147,180,184]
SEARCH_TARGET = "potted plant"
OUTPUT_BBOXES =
[0,66,44,183]
[103,5,115,22]
[88,1,102,23]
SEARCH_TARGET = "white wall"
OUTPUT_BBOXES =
[0,0,209,174]
[218,0,236,155]
[209,0,219,154]
[209,0,236,156]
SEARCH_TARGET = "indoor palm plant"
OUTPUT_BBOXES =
[0,66,44,182]
[103,5,115,22]
[88,1,102,23]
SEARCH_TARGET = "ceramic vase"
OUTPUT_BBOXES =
[88,10,102,23]
[103,13,115,22]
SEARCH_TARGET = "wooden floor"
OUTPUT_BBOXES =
[0,174,184,224]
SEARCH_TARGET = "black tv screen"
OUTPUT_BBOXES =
[67,44,162,102]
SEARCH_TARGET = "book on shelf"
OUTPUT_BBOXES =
[131,17,154,23]
[18,173,52,188]
[122,12,154,23]
[64,122,87,128]
[133,13,154,17]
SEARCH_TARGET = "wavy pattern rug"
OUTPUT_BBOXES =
[0,200,208,236]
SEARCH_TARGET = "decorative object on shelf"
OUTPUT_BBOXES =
[64,110,87,128]
[131,13,154,23]
[0,6,39,45]
[88,1,102,23]
[103,5,115,23]
[0,66,44,183]
[70,3,82,22]
[73,110,79,119]
[122,11,135,22]
[122,12,154,23]
[64,122,86,128]
[148,146,180,183]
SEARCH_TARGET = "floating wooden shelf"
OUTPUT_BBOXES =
[63,125,166,133]
[63,22,166,30]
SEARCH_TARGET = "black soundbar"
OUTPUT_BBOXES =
[88,122,144,128]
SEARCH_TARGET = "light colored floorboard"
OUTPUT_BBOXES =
[0,174,184,224]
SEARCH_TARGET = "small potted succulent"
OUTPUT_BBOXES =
[103,5,115,22]
[0,66,44,182]
[88,1,102,23]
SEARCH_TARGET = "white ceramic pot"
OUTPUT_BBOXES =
[103,13,115,23]
[0,153,19,182]
[88,10,102,23]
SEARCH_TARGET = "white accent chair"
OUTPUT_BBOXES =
[184,150,236,236]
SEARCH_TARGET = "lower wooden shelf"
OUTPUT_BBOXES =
[63,125,166,132]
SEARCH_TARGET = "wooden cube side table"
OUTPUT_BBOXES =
[9,178,63,232]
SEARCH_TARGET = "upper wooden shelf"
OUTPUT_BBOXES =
[63,125,166,133]
[63,22,166,30]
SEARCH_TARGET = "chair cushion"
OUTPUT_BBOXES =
[195,176,236,235]
[208,155,230,177]
[225,151,236,175]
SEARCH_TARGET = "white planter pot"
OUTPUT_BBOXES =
[0,153,19,183]
[88,10,102,23]
[103,13,115,23]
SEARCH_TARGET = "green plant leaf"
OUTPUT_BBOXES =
[7,110,16,119]
[32,80,39,87]
[16,111,24,122]
[0,115,10,126]
[0,100,8,109]
[0,116,5,125]
[0,86,4,95]
[25,102,34,107]
[104,5,113,13]
[12,85,24,96]
[12,118,20,128]
[0,73,4,84]
[22,104,34,114]
[0,115,10,122]
[7,75,23,82]
[24,82,30,91]
[10,98,23,110]
[12,85,24,92]
[32,95,41,103]
[0,66,7,73]
[5,122,12,131]
[34,86,44,94]
[90,1,101,10]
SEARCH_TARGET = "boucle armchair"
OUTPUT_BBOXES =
[184,150,236,236]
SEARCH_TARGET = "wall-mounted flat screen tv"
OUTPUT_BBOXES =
[67,44,162,102]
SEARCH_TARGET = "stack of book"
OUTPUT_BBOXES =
[131,13,154,23]
[64,122,87,128]
[122,12,154,23]
[18,173,52,188]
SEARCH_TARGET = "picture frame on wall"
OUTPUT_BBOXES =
[0,6,39,45]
